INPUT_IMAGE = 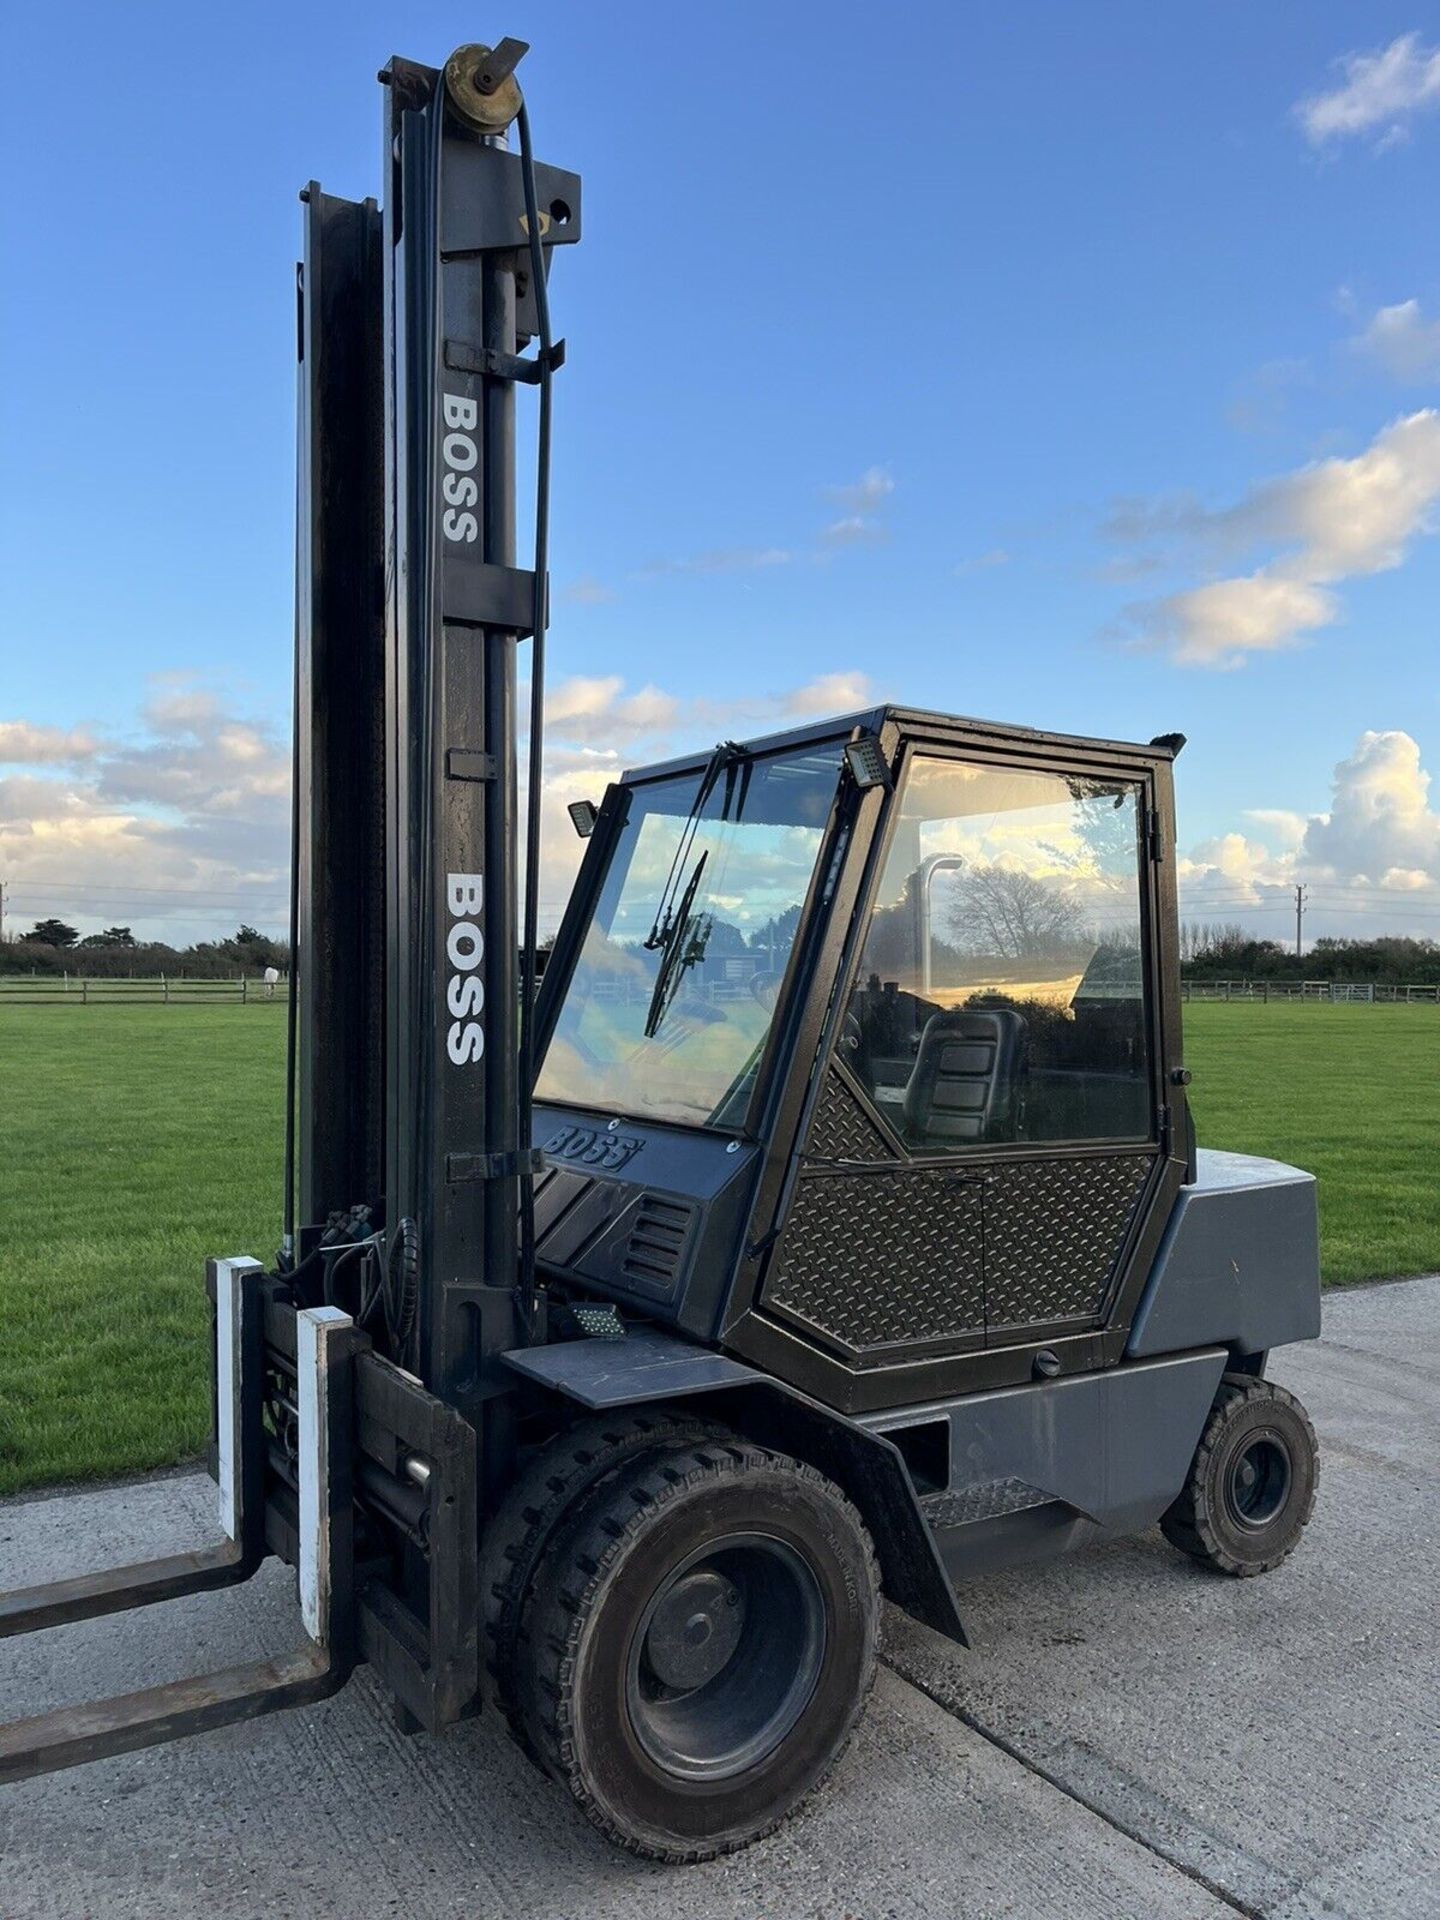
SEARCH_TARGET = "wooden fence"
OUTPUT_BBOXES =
[0,975,291,1006]
[1181,979,1439,1004]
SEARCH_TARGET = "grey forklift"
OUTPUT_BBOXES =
[0,39,1320,1863]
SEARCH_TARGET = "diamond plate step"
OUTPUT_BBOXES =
[919,1479,1055,1528]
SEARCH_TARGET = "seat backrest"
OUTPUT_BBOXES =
[902,1007,1027,1148]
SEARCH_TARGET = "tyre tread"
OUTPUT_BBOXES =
[1160,1372,1318,1576]
[520,1441,880,1863]
[478,1409,724,1749]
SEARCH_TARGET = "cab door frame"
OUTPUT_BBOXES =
[721,711,1192,1418]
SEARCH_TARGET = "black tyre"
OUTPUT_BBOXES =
[1161,1373,1318,1577]
[517,1439,880,1861]
[479,1409,723,1746]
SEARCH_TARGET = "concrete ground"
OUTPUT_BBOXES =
[2,1277,1436,1920]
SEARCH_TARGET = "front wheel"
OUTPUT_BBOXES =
[516,1439,880,1861]
[1161,1374,1319,1576]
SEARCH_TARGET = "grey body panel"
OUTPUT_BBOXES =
[866,1347,1227,1577]
[1126,1149,1320,1360]
[501,1326,757,1407]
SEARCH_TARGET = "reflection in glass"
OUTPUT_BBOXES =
[849,758,1152,1147]
[537,743,844,1129]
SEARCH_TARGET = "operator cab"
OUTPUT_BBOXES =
[532,706,1190,1414]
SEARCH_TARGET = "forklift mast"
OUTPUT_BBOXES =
[294,45,578,1442]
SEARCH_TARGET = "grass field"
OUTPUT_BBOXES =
[1,1001,1436,1496]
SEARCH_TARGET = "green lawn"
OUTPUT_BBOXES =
[1184,1002,1440,1288]
[0,1000,1436,1495]
[0,1006,284,1495]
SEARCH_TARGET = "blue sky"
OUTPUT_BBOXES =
[3,4,1439,946]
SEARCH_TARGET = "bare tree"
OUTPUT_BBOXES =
[948,866,1084,959]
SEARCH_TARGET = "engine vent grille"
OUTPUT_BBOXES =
[620,1196,695,1295]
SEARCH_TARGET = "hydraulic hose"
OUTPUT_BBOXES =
[515,98,554,1328]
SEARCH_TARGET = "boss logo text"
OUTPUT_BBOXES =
[441,392,479,544]
[445,872,485,1065]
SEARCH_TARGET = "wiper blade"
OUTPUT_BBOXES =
[644,851,712,1039]
[642,740,747,953]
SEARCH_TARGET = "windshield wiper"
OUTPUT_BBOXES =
[642,740,748,954]
[644,851,713,1039]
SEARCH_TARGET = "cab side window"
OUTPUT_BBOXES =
[846,757,1153,1149]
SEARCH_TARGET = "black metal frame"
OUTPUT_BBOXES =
[294,184,387,1231]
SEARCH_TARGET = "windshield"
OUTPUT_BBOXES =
[536,741,846,1129]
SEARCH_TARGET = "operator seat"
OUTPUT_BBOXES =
[902,1007,1027,1148]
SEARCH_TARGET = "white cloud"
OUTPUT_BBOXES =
[1141,577,1338,670]
[1297,32,1440,147]
[820,467,894,546]
[1182,829,1295,895]
[0,721,99,764]
[1243,807,1308,850]
[822,514,885,546]
[1301,730,1440,881]
[783,671,876,716]
[1115,411,1440,666]
[0,677,291,944]
[543,675,681,743]
[1354,298,1440,380]
[826,467,894,515]
[1180,730,1440,940]
[144,678,225,733]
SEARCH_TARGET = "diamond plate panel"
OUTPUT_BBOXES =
[920,1479,1053,1527]
[766,1171,983,1351]
[984,1153,1151,1330]
[807,1068,897,1163]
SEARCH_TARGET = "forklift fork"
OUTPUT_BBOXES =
[0,1261,358,1784]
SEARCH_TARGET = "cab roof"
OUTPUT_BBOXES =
[622,705,1184,786]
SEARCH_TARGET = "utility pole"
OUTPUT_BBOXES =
[0,878,7,944]
[1294,883,1307,958]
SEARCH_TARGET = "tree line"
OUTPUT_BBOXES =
[2,921,289,978]
[1180,923,1440,985]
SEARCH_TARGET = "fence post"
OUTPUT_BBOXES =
[242,975,248,1004]
[1263,981,1269,1004]
[163,974,169,1005]
[82,977,88,1004]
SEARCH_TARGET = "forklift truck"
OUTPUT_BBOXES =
[0,41,1321,1862]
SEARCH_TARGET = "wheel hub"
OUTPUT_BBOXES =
[643,1569,744,1690]
[1226,1431,1292,1529]
[626,1532,827,1781]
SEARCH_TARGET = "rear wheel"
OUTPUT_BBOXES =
[1161,1374,1318,1576]
[516,1439,880,1861]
